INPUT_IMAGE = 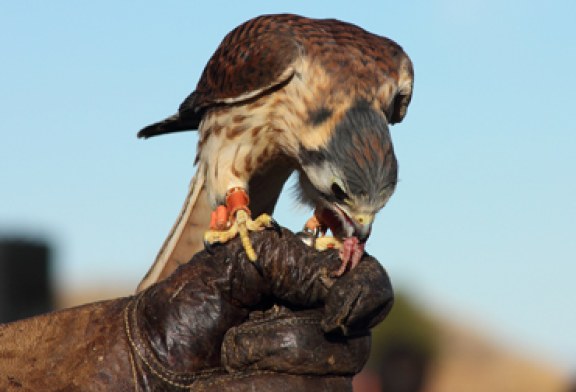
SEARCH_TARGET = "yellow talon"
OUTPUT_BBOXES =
[313,236,343,251]
[203,224,237,244]
[236,209,257,261]
[204,210,276,262]
[203,188,278,262]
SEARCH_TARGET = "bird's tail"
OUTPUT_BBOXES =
[137,112,200,139]
[136,164,211,292]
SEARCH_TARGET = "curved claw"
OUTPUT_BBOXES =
[251,259,264,276]
[203,238,216,255]
[296,231,316,247]
[268,217,282,237]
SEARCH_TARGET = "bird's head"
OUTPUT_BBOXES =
[297,99,397,244]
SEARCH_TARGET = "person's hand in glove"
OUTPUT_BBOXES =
[0,228,393,391]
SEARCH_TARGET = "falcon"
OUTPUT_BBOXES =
[136,14,413,292]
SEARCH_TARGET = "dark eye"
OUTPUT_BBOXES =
[331,183,349,202]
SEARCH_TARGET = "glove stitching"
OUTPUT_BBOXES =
[196,371,350,388]
[232,317,320,334]
[124,294,223,388]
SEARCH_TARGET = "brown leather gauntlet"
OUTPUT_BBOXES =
[0,229,393,391]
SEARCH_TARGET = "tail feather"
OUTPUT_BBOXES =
[137,113,199,139]
[136,165,210,292]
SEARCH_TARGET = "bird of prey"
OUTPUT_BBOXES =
[136,13,413,292]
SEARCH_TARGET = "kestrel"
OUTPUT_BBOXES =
[136,14,413,292]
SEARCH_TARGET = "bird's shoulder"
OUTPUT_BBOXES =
[182,14,413,124]
[178,15,303,116]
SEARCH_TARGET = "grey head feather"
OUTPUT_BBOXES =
[299,99,397,209]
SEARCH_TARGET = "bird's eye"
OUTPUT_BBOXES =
[331,182,349,202]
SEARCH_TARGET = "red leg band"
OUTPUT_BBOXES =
[226,187,250,218]
[215,205,228,229]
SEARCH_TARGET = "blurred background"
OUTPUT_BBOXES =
[1,1,574,390]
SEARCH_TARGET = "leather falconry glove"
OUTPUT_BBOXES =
[0,228,393,391]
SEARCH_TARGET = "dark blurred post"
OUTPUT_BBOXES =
[0,238,54,323]
[377,341,431,392]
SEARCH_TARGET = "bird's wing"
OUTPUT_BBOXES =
[136,158,294,293]
[138,17,301,139]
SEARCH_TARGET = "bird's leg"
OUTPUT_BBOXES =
[303,215,327,237]
[301,211,333,243]
[204,187,279,261]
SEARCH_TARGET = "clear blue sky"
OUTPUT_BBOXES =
[1,0,575,372]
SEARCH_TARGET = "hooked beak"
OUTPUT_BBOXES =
[351,213,373,243]
[315,203,374,243]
